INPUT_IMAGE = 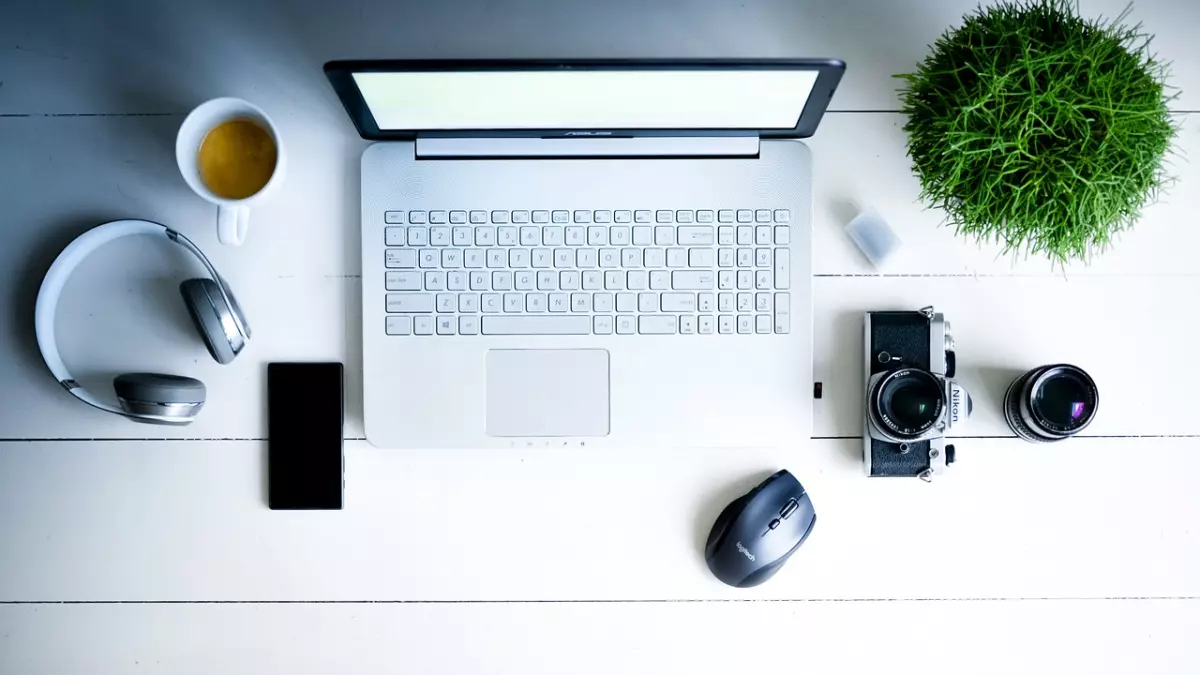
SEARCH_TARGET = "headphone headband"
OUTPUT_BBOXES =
[34,219,243,423]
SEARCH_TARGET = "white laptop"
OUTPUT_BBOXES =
[326,60,845,449]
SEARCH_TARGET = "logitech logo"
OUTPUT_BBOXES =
[736,542,755,562]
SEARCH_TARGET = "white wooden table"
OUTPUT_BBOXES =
[2,1,1198,672]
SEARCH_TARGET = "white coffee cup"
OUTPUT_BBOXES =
[176,97,286,246]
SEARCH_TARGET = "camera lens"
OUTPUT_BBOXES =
[1004,365,1098,442]
[872,369,944,439]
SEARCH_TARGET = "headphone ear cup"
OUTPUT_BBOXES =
[113,373,206,422]
[181,278,240,365]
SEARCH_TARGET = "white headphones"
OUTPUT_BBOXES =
[35,219,252,425]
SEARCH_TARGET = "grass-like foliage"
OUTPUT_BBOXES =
[898,0,1176,264]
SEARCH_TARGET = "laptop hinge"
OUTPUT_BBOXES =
[415,136,760,158]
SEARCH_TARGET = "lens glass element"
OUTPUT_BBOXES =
[876,369,943,436]
[1032,371,1093,430]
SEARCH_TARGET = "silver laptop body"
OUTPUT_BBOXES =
[327,60,845,449]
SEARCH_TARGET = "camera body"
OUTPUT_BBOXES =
[863,307,970,480]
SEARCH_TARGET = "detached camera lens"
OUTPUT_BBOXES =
[872,369,944,439]
[1004,365,1098,442]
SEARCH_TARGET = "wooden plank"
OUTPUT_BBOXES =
[2,0,1196,114]
[2,599,1198,674]
[1,437,1197,602]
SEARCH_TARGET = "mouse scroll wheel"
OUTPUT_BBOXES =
[780,499,799,519]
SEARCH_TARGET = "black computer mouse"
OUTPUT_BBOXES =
[704,469,816,588]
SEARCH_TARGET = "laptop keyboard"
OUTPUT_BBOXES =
[380,208,793,336]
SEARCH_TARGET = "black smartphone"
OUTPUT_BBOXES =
[268,362,344,510]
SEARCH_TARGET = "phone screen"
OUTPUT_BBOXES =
[268,362,344,510]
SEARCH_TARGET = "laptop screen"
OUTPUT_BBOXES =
[351,70,820,132]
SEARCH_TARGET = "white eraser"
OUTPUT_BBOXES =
[845,209,902,269]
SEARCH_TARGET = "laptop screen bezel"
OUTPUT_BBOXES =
[324,59,845,141]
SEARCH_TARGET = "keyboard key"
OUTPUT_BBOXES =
[655,210,674,223]
[386,271,422,291]
[497,227,518,246]
[460,316,480,335]
[571,293,591,312]
[699,315,715,334]
[639,315,676,334]
[677,226,715,245]
[565,227,586,246]
[532,210,550,223]
[689,248,715,267]
[755,248,771,268]
[756,270,772,290]
[503,293,523,312]
[756,226,772,245]
[737,315,753,334]
[737,249,753,267]
[755,209,771,223]
[634,210,652,223]
[719,271,736,290]
[633,226,653,245]
[475,227,496,246]
[627,271,649,290]
[549,293,569,312]
[672,271,715,289]
[587,226,608,246]
[430,211,448,224]
[469,210,487,224]
[649,271,670,290]
[774,249,791,290]
[605,271,626,290]
[441,249,462,268]
[737,270,753,290]
[736,227,753,246]
[616,316,636,335]
[594,315,614,335]
[655,226,674,246]
[737,293,753,312]
[538,271,557,290]
[419,249,439,268]
[775,227,790,245]
[532,249,552,268]
[491,210,510,224]
[599,248,621,268]
[450,210,467,224]
[594,210,612,223]
[469,271,489,290]
[718,209,735,223]
[487,249,506,268]
[409,211,428,224]
[661,293,697,312]
[554,249,573,268]
[736,209,753,223]
[459,294,479,312]
[526,293,547,312]
[718,226,735,246]
[698,293,715,312]
[542,227,564,246]
[447,271,467,291]
[408,227,429,246]
[387,293,434,313]
[483,315,590,335]
[436,293,456,313]
[560,270,581,290]
[385,227,405,246]
[437,316,455,335]
[452,226,472,246]
[425,271,446,291]
[614,210,633,223]
[515,271,536,290]
[512,210,530,224]
[644,248,666,268]
[718,292,735,312]
[464,249,485,268]
[616,293,636,312]
[414,316,434,335]
[718,248,735,268]
[696,210,714,223]
[610,226,631,245]
[774,293,790,334]
[582,271,603,290]
[756,315,772,334]
[385,211,404,224]
[756,293,772,313]
[622,248,642,268]
[509,249,530,268]
[594,292,614,312]
[573,210,592,223]
[386,315,412,335]
[576,249,597,268]
[482,293,502,313]
[774,209,791,223]
[430,227,451,246]
[385,249,418,268]
[666,248,687,268]
[719,315,735,334]
[520,226,541,246]
[492,271,513,291]
[676,210,694,223]
[552,210,569,223]
[680,315,696,334]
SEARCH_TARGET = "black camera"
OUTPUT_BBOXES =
[864,306,971,480]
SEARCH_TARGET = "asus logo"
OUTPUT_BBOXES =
[736,542,755,562]
[563,131,613,136]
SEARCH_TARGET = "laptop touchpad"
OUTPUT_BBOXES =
[486,349,610,437]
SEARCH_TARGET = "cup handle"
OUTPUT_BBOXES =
[217,205,250,246]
